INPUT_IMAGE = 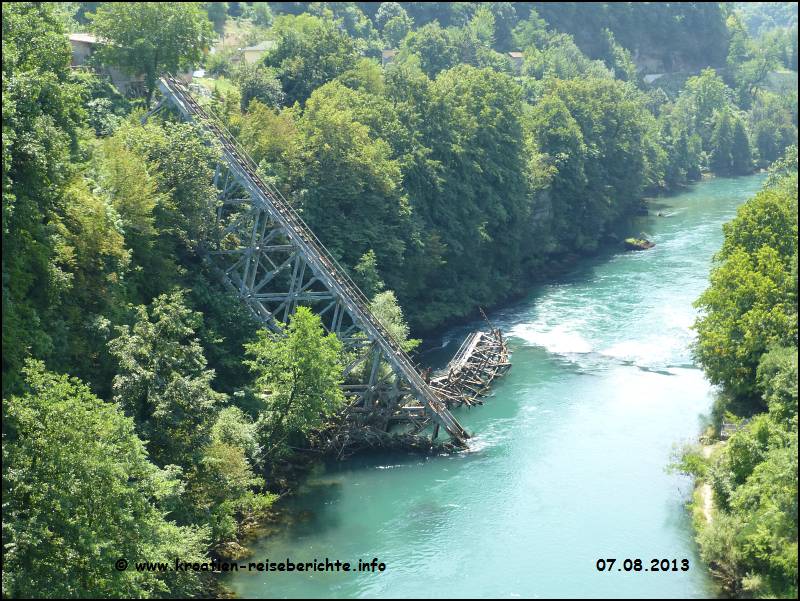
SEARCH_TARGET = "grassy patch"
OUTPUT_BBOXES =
[195,76,237,96]
[215,17,269,53]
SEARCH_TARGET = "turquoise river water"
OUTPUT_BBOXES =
[229,174,766,599]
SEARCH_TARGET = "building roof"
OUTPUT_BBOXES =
[69,33,99,44]
[508,51,524,59]
[382,49,399,58]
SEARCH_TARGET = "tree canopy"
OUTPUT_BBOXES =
[681,148,798,598]
[90,2,213,102]
[3,360,208,598]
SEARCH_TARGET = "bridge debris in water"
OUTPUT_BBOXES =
[313,327,510,459]
[430,329,511,409]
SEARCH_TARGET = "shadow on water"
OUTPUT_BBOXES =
[276,478,346,539]
[270,445,489,539]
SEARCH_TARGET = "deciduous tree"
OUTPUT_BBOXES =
[90,2,213,103]
[244,307,344,457]
[3,361,208,598]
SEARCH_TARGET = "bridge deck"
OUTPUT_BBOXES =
[430,329,511,408]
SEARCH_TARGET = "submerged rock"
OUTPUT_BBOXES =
[215,541,250,561]
[624,237,655,250]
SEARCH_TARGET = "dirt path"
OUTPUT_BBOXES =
[698,444,715,524]
[699,483,714,523]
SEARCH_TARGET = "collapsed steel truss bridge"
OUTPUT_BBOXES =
[157,74,475,446]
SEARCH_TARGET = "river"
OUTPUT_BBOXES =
[228,174,766,599]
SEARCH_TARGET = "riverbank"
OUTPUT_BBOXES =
[678,161,798,599]
[688,440,720,535]
[697,443,717,525]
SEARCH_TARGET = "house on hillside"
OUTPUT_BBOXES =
[68,33,192,96]
[69,33,147,95]
[643,73,665,84]
[69,33,98,65]
[237,40,275,65]
[508,51,524,74]
[382,49,398,67]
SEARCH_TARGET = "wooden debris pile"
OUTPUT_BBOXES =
[429,328,511,409]
[312,326,511,458]
[308,424,461,460]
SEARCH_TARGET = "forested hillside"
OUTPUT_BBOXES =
[2,2,798,598]
[530,2,731,72]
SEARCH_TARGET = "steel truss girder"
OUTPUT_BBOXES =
[157,75,470,444]
[209,178,357,338]
[207,164,439,424]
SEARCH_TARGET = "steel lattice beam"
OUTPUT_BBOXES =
[157,75,469,444]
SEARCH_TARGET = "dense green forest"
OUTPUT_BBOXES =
[2,2,798,597]
[679,148,798,598]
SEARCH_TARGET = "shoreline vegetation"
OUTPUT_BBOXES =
[2,2,798,598]
[675,149,798,599]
